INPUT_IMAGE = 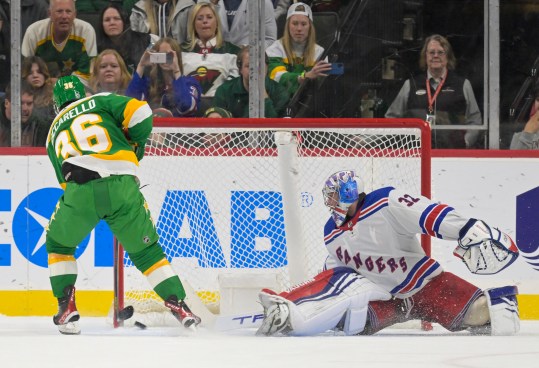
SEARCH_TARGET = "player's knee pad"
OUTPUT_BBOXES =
[484,286,520,335]
[454,219,519,275]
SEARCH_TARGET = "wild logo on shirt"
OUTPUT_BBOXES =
[335,246,408,274]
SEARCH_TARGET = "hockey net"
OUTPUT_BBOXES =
[114,118,431,326]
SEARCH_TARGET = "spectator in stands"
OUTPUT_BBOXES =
[266,2,331,98]
[126,37,201,117]
[22,56,55,126]
[213,47,289,117]
[97,3,153,74]
[89,49,132,95]
[130,0,195,44]
[209,0,277,48]
[385,34,482,149]
[0,0,49,92]
[0,82,49,147]
[21,0,97,82]
[510,83,539,149]
[181,1,239,98]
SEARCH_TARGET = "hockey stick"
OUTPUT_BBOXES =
[182,280,264,331]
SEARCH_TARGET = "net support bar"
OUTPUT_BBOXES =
[275,131,308,285]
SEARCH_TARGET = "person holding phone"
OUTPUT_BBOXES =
[266,2,331,97]
[126,37,202,117]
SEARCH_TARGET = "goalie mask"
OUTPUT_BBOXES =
[322,170,364,226]
[53,75,86,114]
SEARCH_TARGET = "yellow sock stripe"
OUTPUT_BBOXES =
[48,254,76,264]
[143,258,170,276]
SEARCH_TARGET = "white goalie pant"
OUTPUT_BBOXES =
[260,268,391,336]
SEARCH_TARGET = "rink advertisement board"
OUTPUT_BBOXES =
[0,151,538,317]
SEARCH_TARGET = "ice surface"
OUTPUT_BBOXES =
[0,316,538,368]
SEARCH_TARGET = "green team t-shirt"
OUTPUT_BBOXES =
[22,18,97,79]
[46,93,153,187]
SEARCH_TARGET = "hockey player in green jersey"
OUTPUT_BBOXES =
[45,75,201,334]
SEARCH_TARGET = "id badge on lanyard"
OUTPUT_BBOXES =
[425,113,436,126]
[426,72,446,126]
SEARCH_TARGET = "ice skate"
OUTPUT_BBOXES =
[165,296,202,330]
[53,285,81,335]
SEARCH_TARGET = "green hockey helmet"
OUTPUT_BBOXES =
[53,75,86,113]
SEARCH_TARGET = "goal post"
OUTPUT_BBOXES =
[112,118,431,327]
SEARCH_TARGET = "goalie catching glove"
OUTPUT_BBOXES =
[454,219,519,275]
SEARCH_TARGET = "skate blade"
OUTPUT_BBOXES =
[58,321,81,335]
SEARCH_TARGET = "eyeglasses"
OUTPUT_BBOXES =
[428,50,446,56]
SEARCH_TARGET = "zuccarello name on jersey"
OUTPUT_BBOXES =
[50,98,97,138]
[57,99,97,124]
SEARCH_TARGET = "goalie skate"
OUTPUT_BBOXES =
[256,303,291,336]
[165,296,202,330]
[53,285,81,335]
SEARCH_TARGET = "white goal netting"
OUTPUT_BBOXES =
[117,119,430,320]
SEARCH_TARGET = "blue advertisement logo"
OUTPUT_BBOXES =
[12,188,90,268]
[155,190,288,269]
[4,188,292,269]
[516,186,539,271]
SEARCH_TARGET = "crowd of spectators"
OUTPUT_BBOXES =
[1,0,536,150]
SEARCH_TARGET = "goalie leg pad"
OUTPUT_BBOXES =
[454,219,519,275]
[484,286,520,335]
[257,268,391,336]
[342,305,369,335]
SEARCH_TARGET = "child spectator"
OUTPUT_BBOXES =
[213,47,289,117]
[21,56,55,126]
[0,82,49,147]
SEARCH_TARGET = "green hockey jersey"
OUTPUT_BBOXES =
[46,93,153,187]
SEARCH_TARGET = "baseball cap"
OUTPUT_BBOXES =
[287,2,313,22]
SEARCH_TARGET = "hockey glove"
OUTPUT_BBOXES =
[454,220,519,275]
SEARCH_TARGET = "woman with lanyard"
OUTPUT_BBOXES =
[385,34,482,149]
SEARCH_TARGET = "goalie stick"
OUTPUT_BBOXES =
[114,239,263,331]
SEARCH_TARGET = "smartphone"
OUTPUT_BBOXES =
[328,62,344,75]
[150,52,173,64]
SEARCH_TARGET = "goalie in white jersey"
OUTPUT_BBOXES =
[257,170,520,336]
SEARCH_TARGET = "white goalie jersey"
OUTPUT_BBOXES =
[323,186,470,298]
